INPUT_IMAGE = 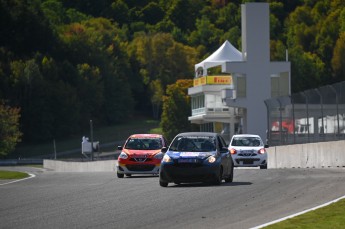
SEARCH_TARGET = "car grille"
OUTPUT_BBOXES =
[129,158,152,162]
[174,163,203,168]
[170,173,214,182]
[235,158,260,164]
[126,164,155,171]
[238,150,257,157]
[238,153,257,156]
[172,159,203,168]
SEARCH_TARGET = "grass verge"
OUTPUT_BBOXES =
[0,170,29,179]
[264,198,345,229]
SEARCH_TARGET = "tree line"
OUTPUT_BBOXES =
[0,0,344,156]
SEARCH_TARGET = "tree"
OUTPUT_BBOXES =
[285,1,345,87]
[270,40,287,61]
[166,0,205,33]
[161,79,196,141]
[60,17,134,125]
[331,32,345,81]
[286,5,316,53]
[188,16,222,50]
[0,0,56,56]
[109,0,129,25]
[128,33,197,117]
[289,46,325,93]
[140,2,165,25]
[215,2,240,33]
[0,101,22,157]
[41,0,65,27]
[130,32,197,87]
[149,79,164,119]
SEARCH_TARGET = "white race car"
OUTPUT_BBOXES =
[228,134,268,169]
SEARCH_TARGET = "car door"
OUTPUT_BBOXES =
[217,135,230,176]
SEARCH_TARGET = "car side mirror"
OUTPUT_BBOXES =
[161,147,168,153]
[264,144,269,148]
[221,146,229,154]
[117,146,123,150]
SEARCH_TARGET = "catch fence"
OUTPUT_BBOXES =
[265,81,345,146]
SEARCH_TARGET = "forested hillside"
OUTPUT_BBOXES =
[0,0,344,146]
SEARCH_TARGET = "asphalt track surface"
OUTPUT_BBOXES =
[1,166,345,229]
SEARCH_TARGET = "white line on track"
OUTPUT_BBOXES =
[250,194,345,228]
[0,173,36,186]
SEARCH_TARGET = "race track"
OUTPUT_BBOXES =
[1,166,345,229]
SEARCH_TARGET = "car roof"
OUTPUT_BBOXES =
[232,134,261,138]
[176,132,218,137]
[129,134,163,138]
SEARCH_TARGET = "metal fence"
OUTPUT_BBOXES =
[265,81,345,146]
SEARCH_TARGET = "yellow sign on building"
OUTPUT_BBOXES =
[193,75,232,86]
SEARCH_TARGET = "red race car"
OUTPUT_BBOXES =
[116,134,168,178]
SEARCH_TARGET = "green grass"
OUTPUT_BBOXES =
[0,170,29,179]
[11,118,161,158]
[265,199,345,229]
[21,164,43,168]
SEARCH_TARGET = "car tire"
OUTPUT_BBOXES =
[260,165,267,169]
[159,180,168,187]
[117,172,124,178]
[225,167,233,183]
[213,167,223,185]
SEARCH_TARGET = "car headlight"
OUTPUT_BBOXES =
[118,152,128,159]
[154,152,164,160]
[162,154,171,163]
[207,156,216,163]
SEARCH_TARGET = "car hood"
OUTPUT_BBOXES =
[230,146,262,151]
[123,149,161,157]
[166,151,216,160]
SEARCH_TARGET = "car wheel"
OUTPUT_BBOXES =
[213,167,223,185]
[260,165,267,169]
[159,180,168,187]
[225,168,233,183]
[117,172,124,178]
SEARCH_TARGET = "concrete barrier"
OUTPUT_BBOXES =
[0,159,43,166]
[44,140,345,171]
[267,140,345,168]
[44,159,117,172]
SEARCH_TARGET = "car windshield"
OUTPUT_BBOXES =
[231,137,262,147]
[125,138,162,150]
[169,136,216,152]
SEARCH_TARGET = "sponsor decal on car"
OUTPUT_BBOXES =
[180,152,200,157]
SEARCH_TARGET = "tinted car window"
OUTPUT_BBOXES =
[231,137,262,147]
[125,138,162,150]
[170,136,216,152]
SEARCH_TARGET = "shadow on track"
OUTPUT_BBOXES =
[168,181,252,188]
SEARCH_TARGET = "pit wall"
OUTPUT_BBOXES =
[267,140,345,168]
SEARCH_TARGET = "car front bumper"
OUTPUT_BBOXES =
[117,162,160,175]
[159,162,220,183]
[232,156,267,167]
